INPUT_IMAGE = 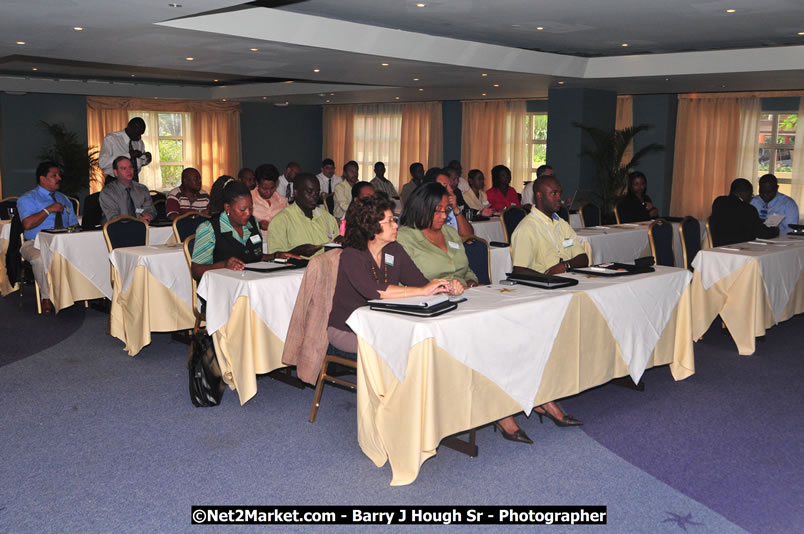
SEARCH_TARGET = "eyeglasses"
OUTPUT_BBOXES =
[380,217,399,225]
[434,207,451,215]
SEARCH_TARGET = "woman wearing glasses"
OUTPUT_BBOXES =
[327,196,461,353]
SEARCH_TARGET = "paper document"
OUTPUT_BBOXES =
[764,214,784,227]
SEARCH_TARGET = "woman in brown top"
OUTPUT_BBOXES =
[327,196,462,353]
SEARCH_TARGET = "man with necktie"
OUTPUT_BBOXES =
[99,156,156,223]
[17,161,80,313]
[98,117,152,182]
[749,173,799,236]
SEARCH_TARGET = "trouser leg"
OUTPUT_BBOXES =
[20,240,49,299]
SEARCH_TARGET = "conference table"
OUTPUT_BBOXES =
[108,244,195,356]
[33,226,175,312]
[347,266,695,485]
[471,218,506,244]
[0,220,16,295]
[197,266,305,405]
[690,236,804,355]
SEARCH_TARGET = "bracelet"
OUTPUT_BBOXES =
[43,208,50,216]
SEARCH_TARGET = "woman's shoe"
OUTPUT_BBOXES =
[493,422,533,444]
[534,406,583,427]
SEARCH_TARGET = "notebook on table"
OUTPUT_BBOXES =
[505,272,578,289]
[571,262,655,277]
[367,294,458,317]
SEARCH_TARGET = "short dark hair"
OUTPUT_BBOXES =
[446,160,462,170]
[535,164,553,178]
[112,155,131,171]
[127,117,145,130]
[490,165,511,189]
[36,161,60,183]
[400,182,448,230]
[321,158,334,167]
[294,172,319,191]
[730,178,753,195]
[254,163,279,183]
[351,180,373,200]
[758,173,778,187]
[410,162,423,176]
[467,169,483,182]
[422,167,447,184]
[343,196,395,251]
[374,161,385,170]
[222,179,252,206]
[344,160,358,172]
[627,171,647,193]
[237,167,254,179]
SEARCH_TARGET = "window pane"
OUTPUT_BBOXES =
[532,144,547,167]
[532,114,548,141]
[776,149,793,178]
[158,113,183,137]
[161,165,184,188]
[758,148,772,173]
[758,113,774,146]
[159,139,183,162]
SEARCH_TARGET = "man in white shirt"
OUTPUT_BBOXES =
[521,164,554,209]
[446,160,470,193]
[98,117,152,181]
[277,161,302,200]
[749,173,799,235]
[315,158,342,197]
[332,161,359,219]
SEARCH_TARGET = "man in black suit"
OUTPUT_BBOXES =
[710,178,779,246]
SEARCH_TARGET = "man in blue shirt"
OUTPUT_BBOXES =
[17,161,79,313]
[750,174,799,235]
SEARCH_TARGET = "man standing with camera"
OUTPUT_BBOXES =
[98,117,152,183]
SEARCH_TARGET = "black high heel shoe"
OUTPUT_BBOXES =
[493,422,533,444]
[534,406,583,427]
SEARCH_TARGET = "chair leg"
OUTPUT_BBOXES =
[18,266,24,308]
[34,281,42,315]
[309,358,330,423]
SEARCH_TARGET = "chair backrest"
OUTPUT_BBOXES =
[153,199,167,222]
[613,203,621,224]
[557,206,570,222]
[82,192,103,230]
[0,197,18,220]
[579,202,601,227]
[705,217,714,249]
[149,190,167,203]
[648,218,675,267]
[173,212,210,243]
[66,196,80,216]
[679,216,702,270]
[183,234,200,318]
[462,235,491,285]
[500,206,526,243]
[102,215,148,251]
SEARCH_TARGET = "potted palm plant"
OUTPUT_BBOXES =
[573,123,664,217]
[38,121,101,197]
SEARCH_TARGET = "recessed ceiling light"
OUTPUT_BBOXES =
[326,99,331,103]
[493,84,500,87]
[73,27,83,31]
[131,74,136,77]
[395,96,400,100]
[222,99,227,102]
[798,31,804,35]
[329,92,334,96]
[250,48,258,52]
[168,3,182,7]
[481,73,488,77]
[283,80,295,84]
[185,57,194,61]
[313,68,320,73]
[412,77,419,81]
[213,79,219,82]
[418,88,423,92]
[381,63,389,66]
[16,41,25,45]
[726,9,736,13]
[558,81,565,85]
[263,96,267,100]
[32,67,38,71]
[536,26,544,31]
[481,93,486,96]
[621,43,629,47]
[416,3,426,7]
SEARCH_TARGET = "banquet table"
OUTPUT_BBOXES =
[488,245,513,284]
[471,218,506,244]
[0,220,17,295]
[690,237,804,355]
[109,244,195,356]
[33,225,175,312]
[197,266,305,405]
[348,266,695,485]
[575,220,706,267]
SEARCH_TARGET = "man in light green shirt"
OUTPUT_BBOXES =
[511,176,588,274]
[268,174,340,257]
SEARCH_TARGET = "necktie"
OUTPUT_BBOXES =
[328,178,332,194]
[286,183,292,199]
[126,187,136,217]
[129,140,140,183]
[50,192,64,229]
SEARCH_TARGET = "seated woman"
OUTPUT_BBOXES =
[338,181,375,236]
[191,179,294,281]
[397,182,538,444]
[486,164,521,212]
[327,196,458,353]
[617,171,659,222]
[251,163,288,231]
[463,169,494,216]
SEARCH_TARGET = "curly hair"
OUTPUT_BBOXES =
[343,196,395,251]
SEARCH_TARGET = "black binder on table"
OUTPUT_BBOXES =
[571,263,655,277]
[505,272,578,289]
[368,295,458,317]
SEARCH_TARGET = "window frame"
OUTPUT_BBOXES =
[758,111,796,185]
[525,112,548,181]
[130,111,191,191]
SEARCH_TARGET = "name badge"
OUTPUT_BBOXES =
[384,253,394,266]
[135,208,144,215]
[562,238,574,248]
[448,241,460,250]
[250,234,262,244]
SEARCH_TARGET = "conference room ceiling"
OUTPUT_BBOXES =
[0,0,802,104]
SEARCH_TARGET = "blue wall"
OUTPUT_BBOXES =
[0,93,88,198]
[240,103,322,174]
[633,94,677,216]
[442,101,461,166]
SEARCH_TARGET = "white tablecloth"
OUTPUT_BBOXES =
[348,266,690,412]
[197,267,304,337]
[34,226,174,298]
[489,246,513,284]
[109,244,192,308]
[692,238,804,322]
[0,220,10,242]
[472,218,506,244]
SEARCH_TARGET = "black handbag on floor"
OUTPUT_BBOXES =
[188,330,225,407]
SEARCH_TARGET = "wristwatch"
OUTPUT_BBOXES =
[564,262,571,272]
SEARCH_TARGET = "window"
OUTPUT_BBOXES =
[352,104,402,186]
[524,113,548,181]
[758,112,797,197]
[130,111,191,191]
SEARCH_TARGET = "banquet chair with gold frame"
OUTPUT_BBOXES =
[173,212,210,244]
[18,233,42,314]
[103,216,149,331]
[182,234,205,335]
[462,234,491,285]
[648,218,675,267]
[499,206,526,244]
[705,217,714,249]
[679,216,702,270]
[579,202,601,228]
[613,204,621,224]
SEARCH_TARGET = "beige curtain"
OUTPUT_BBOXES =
[792,97,804,222]
[86,96,241,192]
[322,105,355,173]
[670,96,741,219]
[399,102,443,189]
[736,97,761,187]
[616,95,634,166]
[354,104,403,186]
[461,100,528,191]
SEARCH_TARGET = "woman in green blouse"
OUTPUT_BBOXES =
[398,182,582,445]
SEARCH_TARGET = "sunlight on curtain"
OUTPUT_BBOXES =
[670,96,741,220]
[399,102,443,189]
[791,97,804,222]
[353,104,402,186]
[736,97,761,188]
[460,100,528,191]
[616,96,634,166]
[322,105,355,172]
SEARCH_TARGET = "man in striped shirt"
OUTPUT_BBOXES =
[166,168,210,220]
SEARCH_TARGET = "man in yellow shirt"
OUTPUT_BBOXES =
[511,175,588,275]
